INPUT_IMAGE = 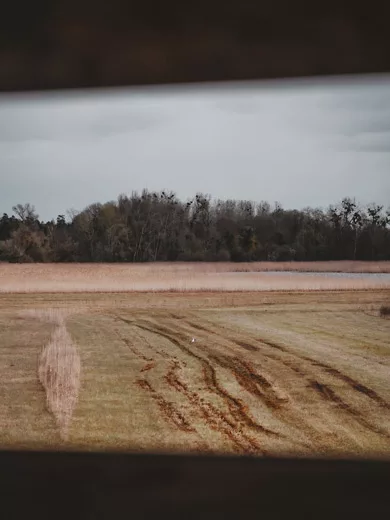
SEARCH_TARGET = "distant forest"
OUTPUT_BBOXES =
[0,191,389,263]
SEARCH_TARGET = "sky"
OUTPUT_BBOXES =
[0,74,389,221]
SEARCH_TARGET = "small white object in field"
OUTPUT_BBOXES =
[191,337,196,343]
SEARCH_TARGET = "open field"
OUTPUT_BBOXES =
[0,288,389,457]
[1,262,390,293]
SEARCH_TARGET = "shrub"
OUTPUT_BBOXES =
[177,251,206,262]
[215,249,231,262]
[379,305,390,317]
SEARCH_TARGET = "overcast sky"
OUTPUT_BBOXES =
[0,75,389,221]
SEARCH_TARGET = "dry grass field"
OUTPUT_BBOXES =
[0,263,389,458]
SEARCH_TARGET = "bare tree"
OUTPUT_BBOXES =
[12,203,38,222]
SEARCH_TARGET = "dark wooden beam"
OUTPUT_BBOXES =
[1,1,390,92]
[1,450,390,519]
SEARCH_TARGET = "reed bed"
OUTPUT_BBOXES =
[1,262,389,293]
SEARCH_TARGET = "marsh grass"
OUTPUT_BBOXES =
[1,262,390,293]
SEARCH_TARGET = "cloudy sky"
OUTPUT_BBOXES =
[0,74,389,221]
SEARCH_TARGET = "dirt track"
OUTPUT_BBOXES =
[101,304,390,456]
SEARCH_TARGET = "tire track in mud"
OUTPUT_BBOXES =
[311,362,390,410]
[308,380,390,438]
[243,336,390,438]
[173,318,316,404]
[114,316,197,436]
[178,321,329,449]
[136,378,195,433]
[234,340,259,352]
[221,329,390,432]
[135,321,280,452]
[114,314,268,452]
[187,315,389,412]
[177,318,297,378]
[140,362,155,372]
[181,318,310,382]
[113,329,153,362]
[118,313,389,449]
[180,318,303,376]
[175,316,390,444]
[164,360,266,454]
[166,317,328,445]
[207,354,288,410]
[114,315,170,360]
[259,336,390,411]
[183,320,215,335]
[245,336,390,410]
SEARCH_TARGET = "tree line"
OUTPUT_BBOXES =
[0,191,389,263]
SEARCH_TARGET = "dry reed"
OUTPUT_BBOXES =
[20,307,72,324]
[22,307,81,439]
[38,321,81,440]
[2,262,390,293]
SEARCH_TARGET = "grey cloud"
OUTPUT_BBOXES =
[347,134,390,152]
[321,75,390,110]
[0,76,389,221]
[344,118,390,138]
[314,77,390,142]
[0,92,168,143]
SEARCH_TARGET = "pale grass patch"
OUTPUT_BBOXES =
[20,307,72,324]
[20,306,81,439]
[38,322,81,440]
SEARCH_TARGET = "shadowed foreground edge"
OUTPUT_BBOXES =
[1,450,390,519]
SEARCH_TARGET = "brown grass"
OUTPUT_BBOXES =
[0,262,389,293]
[0,290,389,456]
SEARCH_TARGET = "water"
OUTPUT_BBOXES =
[261,271,390,281]
[219,270,390,286]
